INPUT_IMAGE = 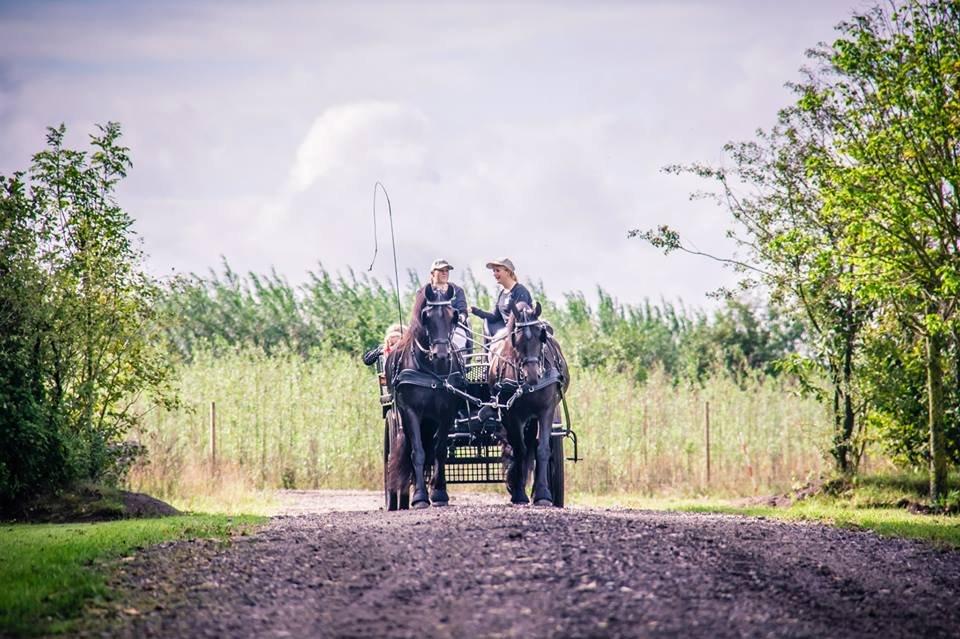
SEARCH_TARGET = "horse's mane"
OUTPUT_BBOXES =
[489,306,520,383]
[498,307,519,358]
[394,288,426,353]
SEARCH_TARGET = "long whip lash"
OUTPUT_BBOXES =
[368,181,404,332]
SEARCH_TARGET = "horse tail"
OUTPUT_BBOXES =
[387,417,412,492]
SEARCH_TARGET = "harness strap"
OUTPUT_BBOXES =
[394,368,444,390]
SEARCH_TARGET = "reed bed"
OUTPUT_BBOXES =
[567,367,831,496]
[128,349,831,501]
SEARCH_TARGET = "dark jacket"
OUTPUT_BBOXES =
[416,283,468,317]
[472,282,533,334]
[362,344,383,366]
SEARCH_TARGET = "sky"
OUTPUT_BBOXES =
[0,0,873,309]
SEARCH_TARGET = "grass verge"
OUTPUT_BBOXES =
[573,474,960,548]
[676,499,960,547]
[0,514,264,637]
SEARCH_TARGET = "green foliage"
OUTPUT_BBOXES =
[642,85,872,473]
[0,514,263,636]
[159,261,802,385]
[0,174,70,507]
[862,318,960,468]
[159,260,422,360]
[801,0,960,497]
[0,124,175,509]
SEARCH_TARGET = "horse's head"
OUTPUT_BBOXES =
[420,284,460,365]
[510,301,547,385]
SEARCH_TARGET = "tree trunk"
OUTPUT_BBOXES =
[843,389,855,471]
[832,379,849,473]
[927,330,947,501]
[954,326,960,430]
[842,314,856,472]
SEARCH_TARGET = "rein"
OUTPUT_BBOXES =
[391,303,561,416]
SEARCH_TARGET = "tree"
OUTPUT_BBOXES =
[637,0,960,497]
[634,99,873,473]
[0,123,175,507]
[801,0,960,499]
[0,174,70,505]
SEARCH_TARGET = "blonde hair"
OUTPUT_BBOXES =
[384,323,404,349]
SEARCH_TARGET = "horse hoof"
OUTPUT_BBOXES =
[534,499,553,507]
[432,501,449,508]
[412,500,430,510]
[511,497,530,506]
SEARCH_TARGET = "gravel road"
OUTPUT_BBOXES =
[93,491,960,638]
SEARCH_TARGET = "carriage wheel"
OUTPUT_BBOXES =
[549,435,565,508]
[384,410,399,512]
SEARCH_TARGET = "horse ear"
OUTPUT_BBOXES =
[444,285,455,301]
[534,302,542,318]
[424,285,436,302]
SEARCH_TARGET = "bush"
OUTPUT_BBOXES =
[0,125,175,511]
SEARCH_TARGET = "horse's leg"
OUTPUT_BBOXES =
[524,417,538,498]
[504,415,529,504]
[405,409,430,508]
[532,398,555,506]
[430,415,450,506]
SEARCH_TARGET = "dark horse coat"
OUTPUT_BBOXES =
[488,301,569,505]
[385,285,463,508]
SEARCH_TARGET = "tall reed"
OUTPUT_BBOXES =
[567,367,830,495]
[128,349,830,501]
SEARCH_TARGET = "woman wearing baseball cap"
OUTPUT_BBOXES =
[409,258,471,352]
[470,258,533,337]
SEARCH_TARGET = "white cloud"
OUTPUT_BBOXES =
[253,101,429,233]
[287,101,427,192]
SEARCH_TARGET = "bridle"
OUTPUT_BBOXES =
[415,299,457,363]
[509,315,546,382]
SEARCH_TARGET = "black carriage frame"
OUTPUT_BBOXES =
[376,323,580,509]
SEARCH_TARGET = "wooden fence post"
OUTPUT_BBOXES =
[210,401,217,475]
[705,400,711,487]
[642,403,649,467]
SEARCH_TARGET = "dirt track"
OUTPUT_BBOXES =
[94,491,960,638]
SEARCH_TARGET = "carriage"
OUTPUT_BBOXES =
[374,320,579,510]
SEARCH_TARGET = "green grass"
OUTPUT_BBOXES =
[676,500,960,547]
[574,472,960,548]
[0,514,264,637]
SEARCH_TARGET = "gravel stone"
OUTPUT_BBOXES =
[86,491,960,638]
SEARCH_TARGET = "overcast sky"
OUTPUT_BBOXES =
[0,0,872,309]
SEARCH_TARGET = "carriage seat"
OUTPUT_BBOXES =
[463,351,489,384]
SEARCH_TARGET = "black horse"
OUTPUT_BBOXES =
[385,285,463,509]
[489,301,570,506]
